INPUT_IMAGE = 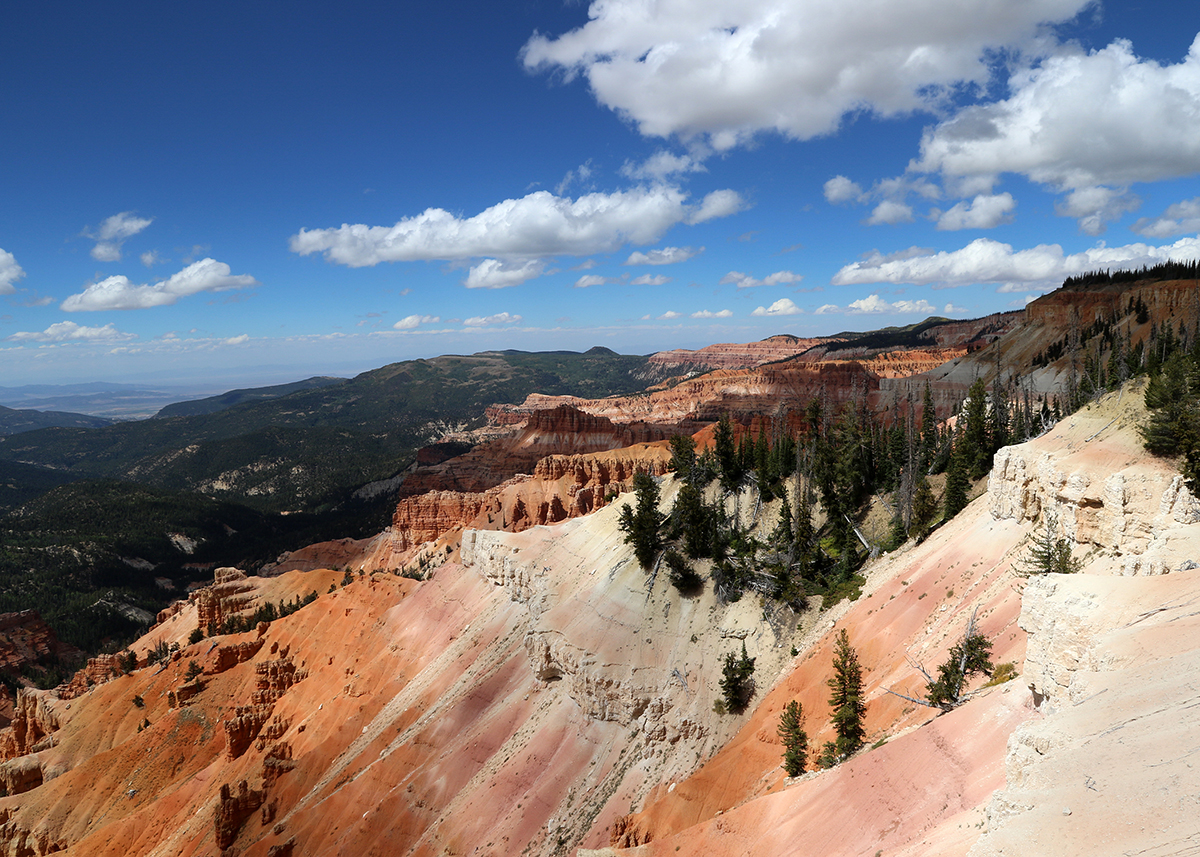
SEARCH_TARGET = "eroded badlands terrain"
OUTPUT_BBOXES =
[0,382,1197,856]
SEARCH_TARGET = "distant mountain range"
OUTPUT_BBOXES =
[0,403,114,435]
[153,376,347,418]
[0,377,352,435]
[0,381,223,420]
[0,349,655,513]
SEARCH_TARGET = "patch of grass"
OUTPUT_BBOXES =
[819,574,866,609]
[983,662,1018,687]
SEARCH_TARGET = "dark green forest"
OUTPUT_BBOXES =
[0,349,651,662]
[0,479,394,656]
[0,349,653,514]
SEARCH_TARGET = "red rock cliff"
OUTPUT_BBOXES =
[397,404,675,499]
[391,444,671,550]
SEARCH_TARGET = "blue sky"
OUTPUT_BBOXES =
[3,1,1199,387]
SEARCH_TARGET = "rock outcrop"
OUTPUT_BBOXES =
[0,612,72,720]
[987,385,1200,575]
[259,537,379,576]
[397,404,675,499]
[60,654,125,699]
[215,779,264,850]
[392,489,490,551]
[1025,278,1200,331]
[0,689,58,762]
[971,569,1200,856]
[194,567,255,631]
[643,335,829,377]
[639,317,1019,382]
[209,639,266,674]
[225,651,306,759]
[0,612,62,674]
[390,445,671,552]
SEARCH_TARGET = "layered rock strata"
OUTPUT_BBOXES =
[0,612,61,674]
[194,567,256,631]
[60,654,124,699]
[397,404,675,499]
[643,335,829,377]
[390,445,671,551]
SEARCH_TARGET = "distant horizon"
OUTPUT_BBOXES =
[1,305,1026,392]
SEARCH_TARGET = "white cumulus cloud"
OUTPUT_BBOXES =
[290,186,741,268]
[575,274,609,288]
[833,236,1200,290]
[690,309,733,319]
[752,298,802,316]
[1132,197,1200,238]
[631,274,671,286]
[464,258,546,289]
[86,211,153,262]
[914,35,1200,231]
[620,150,707,181]
[659,310,682,319]
[522,0,1090,149]
[8,321,137,343]
[824,176,866,205]
[0,249,25,294]
[720,270,803,288]
[393,314,440,330]
[845,295,937,315]
[936,193,1016,230]
[60,258,258,311]
[463,312,522,327]
[1054,186,1140,236]
[624,245,702,266]
[807,296,939,316]
[687,189,747,223]
[866,200,914,226]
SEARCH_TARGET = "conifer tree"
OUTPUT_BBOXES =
[771,493,794,551]
[925,621,994,710]
[754,426,773,499]
[793,472,818,582]
[1017,512,1081,577]
[910,473,938,539]
[921,381,938,471]
[1140,351,1197,457]
[720,641,757,713]
[714,414,742,491]
[662,548,703,594]
[672,481,717,559]
[668,434,697,482]
[885,609,995,712]
[989,377,1009,452]
[943,427,970,520]
[963,377,990,479]
[773,429,797,480]
[777,700,808,776]
[826,629,867,759]
[619,471,665,569]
